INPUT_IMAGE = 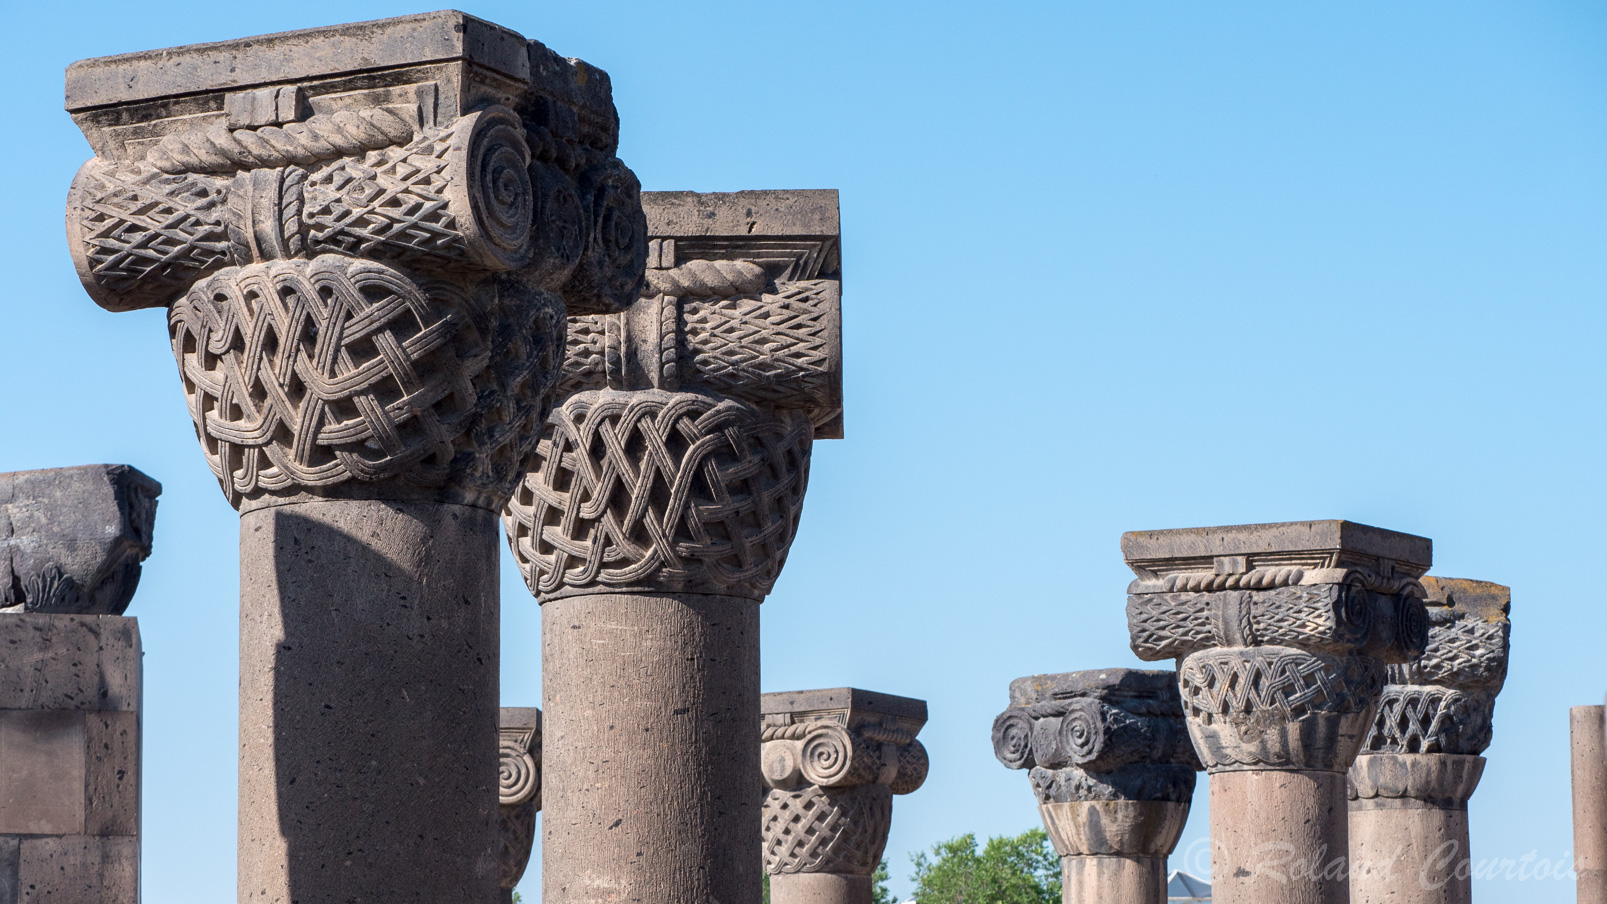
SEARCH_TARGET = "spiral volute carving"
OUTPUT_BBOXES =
[499,742,540,807]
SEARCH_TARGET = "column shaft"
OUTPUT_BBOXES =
[1350,807,1469,904]
[1062,856,1166,904]
[769,873,872,904]
[1573,706,1607,904]
[541,592,760,904]
[1211,770,1350,904]
[238,501,500,903]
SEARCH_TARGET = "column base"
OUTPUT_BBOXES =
[769,872,871,904]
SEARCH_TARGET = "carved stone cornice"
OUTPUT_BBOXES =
[1123,521,1433,773]
[0,465,161,615]
[1360,577,1509,757]
[504,191,839,601]
[497,707,541,893]
[760,689,927,878]
[65,12,648,512]
[992,669,1199,806]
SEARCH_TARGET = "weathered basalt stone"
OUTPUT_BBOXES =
[1124,520,1432,904]
[65,14,645,904]
[1347,577,1509,904]
[1574,706,1607,904]
[0,465,159,615]
[762,689,927,904]
[993,669,1199,904]
[498,707,541,903]
[505,190,841,904]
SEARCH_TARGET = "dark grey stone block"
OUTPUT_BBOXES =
[83,712,138,837]
[0,712,85,836]
[0,466,159,616]
[0,616,141,713]
[17,835,137,904]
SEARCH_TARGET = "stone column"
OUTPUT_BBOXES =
[498,707,542,904]
[1348,577,1510,904]
[1123,521,1432,904]
[0,464,160,902]
[502,190,841,904]
[991,669,1199,904]
[760,689,928,904]
[64,14,646,903]
[1575,706,1607,904]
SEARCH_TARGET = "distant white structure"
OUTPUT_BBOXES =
[1167,870,1211,902]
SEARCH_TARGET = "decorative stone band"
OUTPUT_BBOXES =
[560,278,841,437]
[169,256,565,511]
[1348,753,1485,811]
[992,699,1195,774]
[0,465,161,615]
[1364,684,1495,756]
[1178,645,1386,772]
[1127,583,1428,663]
[762,783,893,876]
[498,708,541,892]
[67,106,646,315]
[504,389,812,601]
[1039,800,1192,858]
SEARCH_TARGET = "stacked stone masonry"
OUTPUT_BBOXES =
[1124,520,1432,904]
[762,688,928,904]
[64,13,646,904]
[993,669,1199,904]
[0,465,159,904]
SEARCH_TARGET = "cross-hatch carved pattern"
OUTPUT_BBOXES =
[504,389,812,599]
[556,314,608,399]
[1365,686,1494,756]
[762,784,892,876]
[170,255,561,508]
[73,164,233,305]
[1388,616,1509,691]
[303,131,466,265]
[680,281,835,409]
[1179,648,1383,723]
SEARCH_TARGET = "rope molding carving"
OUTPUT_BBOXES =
[504,389,813,600]
[147,107,419,175]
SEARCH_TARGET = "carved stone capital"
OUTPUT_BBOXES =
[558,190,842,437]
[993,669,1200,808]
[0,465,160,615]
[1363,577,1509,756]
[66,12,649,511]
[1038,800,1191,858]
[1123,521,1432,773]
[497,707,541,892]
[1348,753,1484,811]
[760,689,926,878]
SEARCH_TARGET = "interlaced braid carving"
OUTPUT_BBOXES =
[1178,647,1384,723]
[645,259,767,297]
[147,107,418,175]
[681,281,837,412]
[302,131,463,264]
[557,314,609,399]
[1365,685,1494,756]
[504,389,812,599]
[69,162,233,310]
[1389,614,1510,691]
[169,255,562,508]
[761,784,892,876]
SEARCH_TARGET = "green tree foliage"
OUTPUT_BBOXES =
[908,829,1061,904]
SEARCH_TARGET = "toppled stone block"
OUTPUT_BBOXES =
[0,465,159,615]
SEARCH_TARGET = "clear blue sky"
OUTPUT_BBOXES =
[2,2,1602,900]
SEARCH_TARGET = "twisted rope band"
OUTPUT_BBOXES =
[644,259,767,298]
[148,107,418,175]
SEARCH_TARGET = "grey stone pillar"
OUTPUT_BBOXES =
[761,689,928,904]
[1348,577,1510,904]
[1123,521,1432,904]
[498,708,542,904]
[0,464,160,902]
[1575,706,1607,904]
[64,15,646,903]
[503,190,842,904]
[992,669,1199,904]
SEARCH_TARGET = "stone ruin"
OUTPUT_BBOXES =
[0,8,1563,904]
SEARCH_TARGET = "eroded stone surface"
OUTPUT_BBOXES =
[498,707,541,896]
[0,466,159,616]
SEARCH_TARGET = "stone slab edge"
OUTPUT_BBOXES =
[644,190,839,237]
[1121,519,1431,568]
[761,687,926,722]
